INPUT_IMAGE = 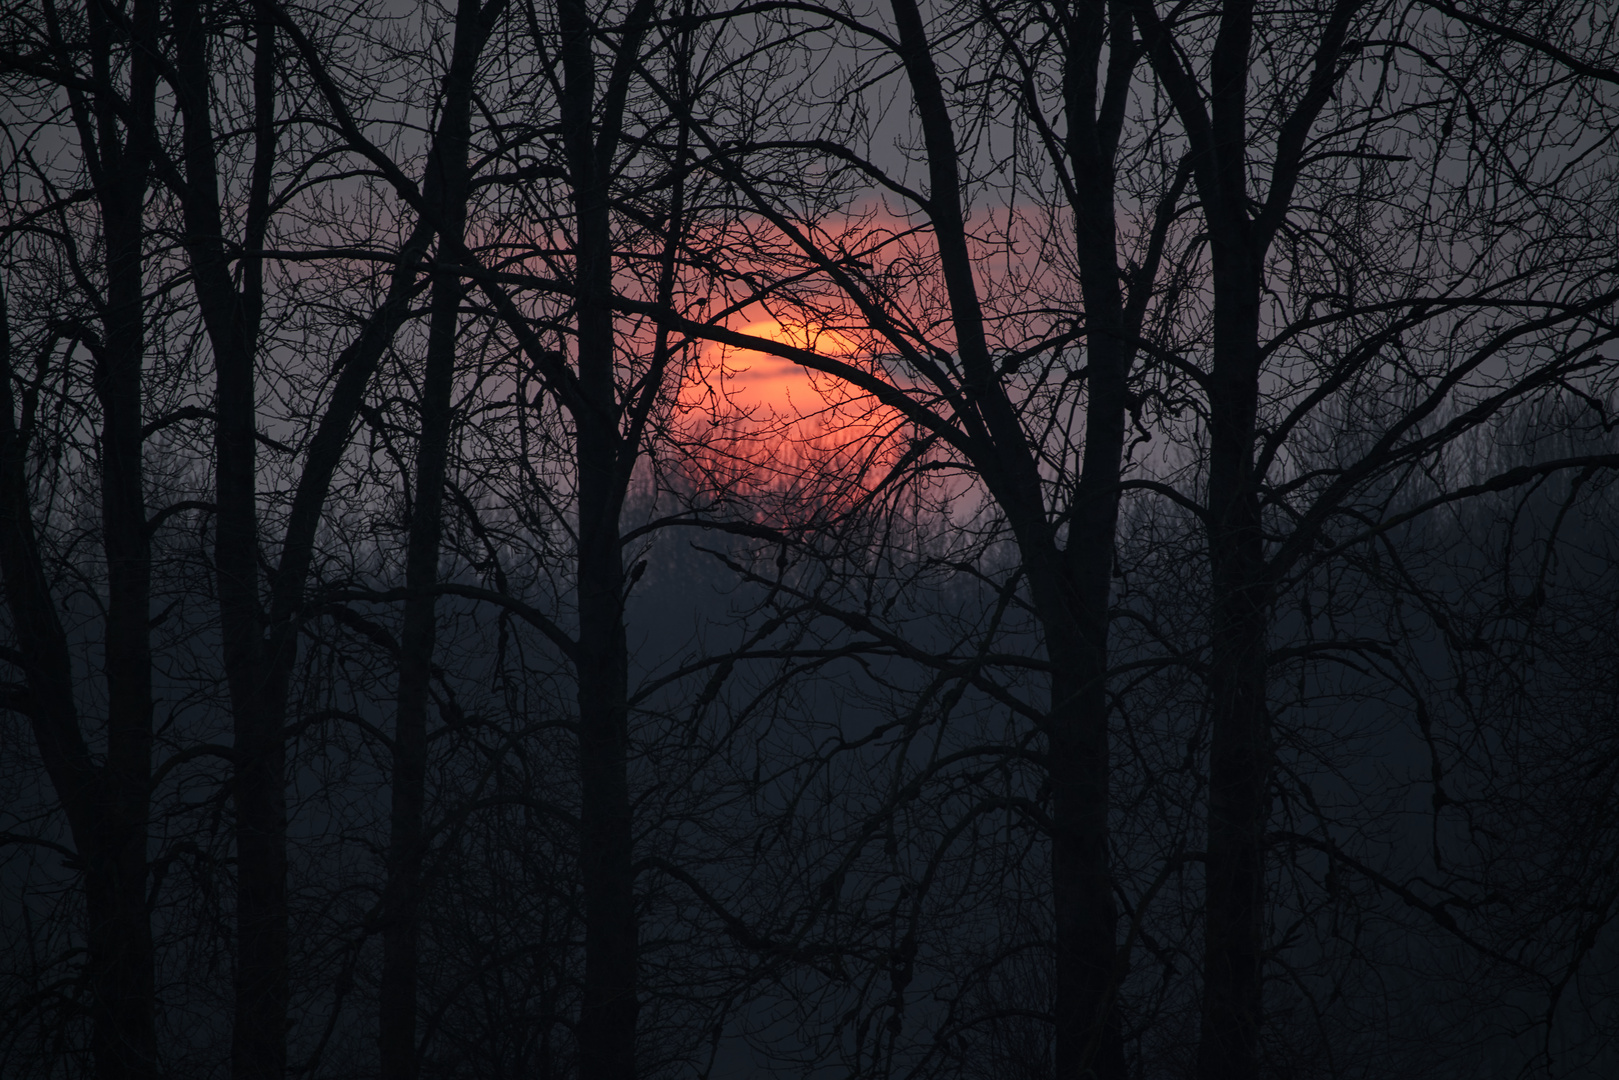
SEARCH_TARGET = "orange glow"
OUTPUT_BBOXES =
[680,317,860,425]
[671,313,910,527]
[655,200,977,523]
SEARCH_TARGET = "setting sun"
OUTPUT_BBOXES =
[681,317,862,424]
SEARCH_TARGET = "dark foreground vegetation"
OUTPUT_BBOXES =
[2,0,1618,1077]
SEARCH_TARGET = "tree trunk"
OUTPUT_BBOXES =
[377,259,459,1080]
[1044,3,1152,1074]
[378,3,488,1075]
[170,3,289,1074]
[555,0,651,1074]
[94,120,157,1068]
[886,1,1144,1073]
[1128,3,1286,1072]
[572,464,637,1080]
[0,0,163,1071]
[89,155,160,1080]
[1,283,161,1080]
[1196,249,1270,1080]
[171,4,503,1074]
[1191,48,1274,1080]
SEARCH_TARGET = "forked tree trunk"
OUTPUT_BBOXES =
[0,0,161,1072]
[171,4,479,1077]
[1045,1,1157,1073]
[171,3,287,1073]
[887,0,1146,1073]
[1190,3,1273,1055]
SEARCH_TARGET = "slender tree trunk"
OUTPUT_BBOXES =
[1165,8,1273,1071]
[1043,296,1130,1077]
[214,220,436,1080]
[1196,250,1270,1080]
[377,3,488,1074]
[1127,2,1283,1071]
[377,260,459,1080]
[1043,635,1124,1080]
[1177,6,1278,1075]
[572,439,637,1080]
[1041,3,1151,1074]
[1033,266,1137,1080]
[89,167,160,1080]
[1043,169,1131,1080]
[170,7,489,1074]
[560,4,638,1074]
[227,675,287,1080]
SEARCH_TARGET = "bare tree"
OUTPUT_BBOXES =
[606,0,1194,1072]
[159,0,515,1072]
[1125,0,1619,1075]
[0,1,165,1073]
[376,2,508,1077]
